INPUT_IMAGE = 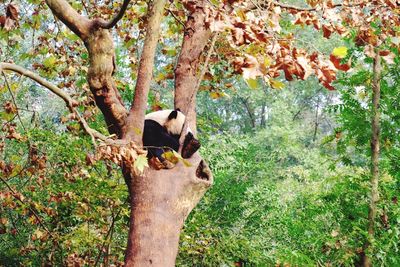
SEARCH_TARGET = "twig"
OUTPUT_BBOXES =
[167,8,185,28]
[97,0,131,29]
[81,0,90,16]
[2,71,27,132]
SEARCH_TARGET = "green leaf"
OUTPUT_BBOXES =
[134,154,148,173]
[43,56,57,68]
[245,78,259,89]
[0,112,14,121]
[332,46,348,59]
[270,79,285,90]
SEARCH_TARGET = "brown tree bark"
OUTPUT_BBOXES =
[362,53,381,267]
[174,0,212,134]
[44,0,214,266]
[124,0,168,144]
[125,154,212,266]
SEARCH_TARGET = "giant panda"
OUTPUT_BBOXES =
[143,109,200,169]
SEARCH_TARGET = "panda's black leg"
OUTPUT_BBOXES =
[182,132,201,159]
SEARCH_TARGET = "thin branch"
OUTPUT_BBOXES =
[81,0,90,16]
[195,33,219,93]
[2,71,27,132]
[97,0,131,29]
[167,8,185,28]
[0,62,109,145]
[364,51,382,266]
[238,96,256,129]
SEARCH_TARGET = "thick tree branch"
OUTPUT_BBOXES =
[97,0,131,29]
[45,0,129,137]
[124,0,168,144]
[0,62,109,145]
[45,0,91,40]
[174,0,212,134]
[178,33,218,150]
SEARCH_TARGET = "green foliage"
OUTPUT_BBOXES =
[177,129,399,266]
[0,130,129,266]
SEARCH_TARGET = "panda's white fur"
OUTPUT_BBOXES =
[145,109,187,136]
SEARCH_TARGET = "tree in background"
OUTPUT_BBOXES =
[1,0,399,266]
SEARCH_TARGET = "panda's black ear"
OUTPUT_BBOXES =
[168,110,178,120]
[175,108,181,112]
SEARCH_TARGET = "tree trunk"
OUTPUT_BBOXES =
[362,53,381,267]
[124,155,212,266]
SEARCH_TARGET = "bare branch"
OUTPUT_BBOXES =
[0,62,109,145]
[45,0,91,40]
[1,63,77,106]
[124,0,168,143]
[2,71,27,132]
[97,0,131,29]
[195,33,218,93]
[167,8,185,28]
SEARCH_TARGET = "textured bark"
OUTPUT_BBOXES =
[125,154,212,266]
[46,0,128,137]
[85,26,128,137]
[362,53,381,267]
[174,0,212,134]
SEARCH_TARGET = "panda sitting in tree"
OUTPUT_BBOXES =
[143,109,200,169]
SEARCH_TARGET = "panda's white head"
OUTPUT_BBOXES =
[145,109,187,136]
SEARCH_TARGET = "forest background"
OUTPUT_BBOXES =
[0,0,399,266]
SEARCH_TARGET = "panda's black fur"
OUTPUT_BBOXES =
[143,109,199,168]
[143,119,179,161]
